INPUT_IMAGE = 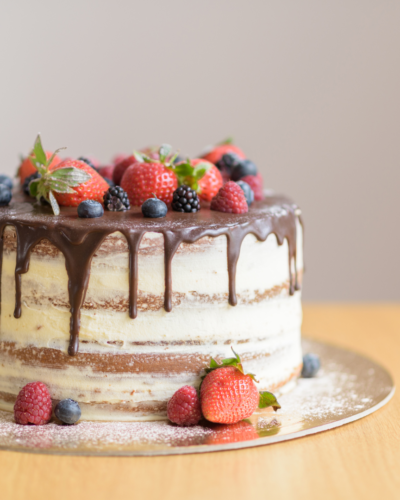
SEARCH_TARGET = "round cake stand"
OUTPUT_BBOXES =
[0,339,394,456]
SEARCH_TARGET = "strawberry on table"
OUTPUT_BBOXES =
[200,349,280,424]
[27,134,109,215]
[174,158,223,203]
[201,138,245,165]
[120,144,178,206]
[112,155,137,185]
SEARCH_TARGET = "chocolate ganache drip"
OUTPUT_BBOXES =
[0,194,301,356]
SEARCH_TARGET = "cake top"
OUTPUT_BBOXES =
[0,135,302,356]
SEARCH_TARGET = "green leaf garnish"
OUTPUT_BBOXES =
[258,391,281,411]
[203,347,257,381]
[159,144,172,163]
[32,134,47,166]
[171,158,211,192]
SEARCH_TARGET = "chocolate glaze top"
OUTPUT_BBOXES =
[0,193,301,356]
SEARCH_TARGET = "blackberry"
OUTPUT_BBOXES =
[104,186,130,211]
[78,156,97,170]
[172,185,200,213]
[216,152,242,176]
[301,353,321,378]
[22,172,41,196]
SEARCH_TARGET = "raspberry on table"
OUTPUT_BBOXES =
[210,181,248,214]
[167,385,202,426]
[14,382,52,425]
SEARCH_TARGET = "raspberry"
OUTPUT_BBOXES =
[241,173,264,201]
[210,181,248,214]
[14,382,52,425]
[167,386,202,426]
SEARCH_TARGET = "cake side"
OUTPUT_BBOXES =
[0,199,303,421]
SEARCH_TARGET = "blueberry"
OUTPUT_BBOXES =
[142,197,168,218]
[77,200,104,218]
[54,399,81,425]
[230,159,258,181]
[236,180,254,206]
[301,353,321,378]
[78,156,97,170]
[105,177,115,188]
[0,185,12,207]
[0,175,13,190]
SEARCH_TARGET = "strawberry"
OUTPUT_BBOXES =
[205,421,259,445]
[19,151,62,184]
[200,349,280,424]
[201,138,245,165]
[120,145,178,206]
[174,158,223,202]
[113,155,137,185]
[51,160,109,207]
[241,173,264,201]
[27,135,108,215]
[210,181,248,214]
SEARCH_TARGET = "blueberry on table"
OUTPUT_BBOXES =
[301,353,321,378]
[142,196,168,218]
[54,399,81,425]
[0,174,13,190]
[230,159,258,181]
[77,200,104,218]
[0,185,12,206]
[236,180,254,206]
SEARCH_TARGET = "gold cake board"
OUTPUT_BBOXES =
[0,339,394,456]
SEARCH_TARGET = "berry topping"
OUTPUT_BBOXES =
[200,349,280,425]
[14,382,52,425]
[171,185,200,213]
[98,165,114,180]
[174,159,223,202]
[241,174,264,201]
[0,185,12,207]
[230,159,258,181]
[167,386,202,426]
[54,399,81,425]
[201,138,245,165]
[120,145,178,206]
[112,155,137,185]
[22,172,41,196]
[301,353,321,378]
[141,196,168,218]
[103,186,130,212]
[210,181,248,214]
[236,180,254,206]
[216,152,243,177]
[0,174,13,191]
[77,200,104,218]
[77,156,98,170]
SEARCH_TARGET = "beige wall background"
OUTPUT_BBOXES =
[0,0,399,301]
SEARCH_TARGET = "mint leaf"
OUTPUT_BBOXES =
[48,190,60,215]
[32,134,47,166]
[259,391,281,411]
[159,144,172,162]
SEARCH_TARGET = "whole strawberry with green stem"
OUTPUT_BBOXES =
[200,349,280,424]
[174,158,223,202]
[28,135,109,215]
[120,144,179,206]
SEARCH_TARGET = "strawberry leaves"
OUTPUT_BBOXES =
[204,348,258,382]
[173,159,211,192]
[258,392,281,412]
[27,134,91,215]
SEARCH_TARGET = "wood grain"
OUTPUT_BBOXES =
[1,304,399,500]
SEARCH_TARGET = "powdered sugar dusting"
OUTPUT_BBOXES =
[0,340,393,455]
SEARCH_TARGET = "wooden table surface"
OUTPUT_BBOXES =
[1,304,399,500]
